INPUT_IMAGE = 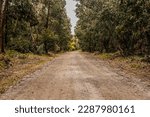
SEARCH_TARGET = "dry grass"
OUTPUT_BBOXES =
[0,50,54,94]
[97,53,150,81]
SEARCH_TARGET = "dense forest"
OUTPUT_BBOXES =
[0,0,71,54]
[1,0,150,58]
[75,0,150,57]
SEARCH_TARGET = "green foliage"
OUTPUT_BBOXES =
[8,38,31,53]
[3,0,71,54]
[6,50,19,58]
[41,29,59,53]
[36,0,71,53]
[0,55,11,69]
[69,36,79,51]
[36,44,45,55]
[0,50,18,69]
[75,0,150,56]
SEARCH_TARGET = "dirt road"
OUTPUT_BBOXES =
[0,51,150,100]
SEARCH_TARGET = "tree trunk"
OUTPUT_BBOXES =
[4,11,8,46]
[0,0,8,53]
[0,0,3,53]
[45,1,50,29]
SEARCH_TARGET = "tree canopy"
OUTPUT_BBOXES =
[75,0,150,56]
[1,0,150,57]
[0,0,71,54]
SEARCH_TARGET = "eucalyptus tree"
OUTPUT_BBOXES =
[37,0,71,53]
[1,0,71,53]
[75,0,150,56]
[116,0,150,56]
[1,0,38,53]
[75,0,117,52]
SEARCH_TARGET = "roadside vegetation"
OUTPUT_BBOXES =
[93,52,150,82]
[0,49,57,94]
[0,0,72,94]
[0,0,72,54]
[75,0,150,59]
[0,50,55,94]
[75,0,150,79]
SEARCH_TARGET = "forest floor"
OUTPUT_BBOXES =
[0,51,149,100]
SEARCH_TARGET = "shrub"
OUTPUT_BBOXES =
[8,38,31,53]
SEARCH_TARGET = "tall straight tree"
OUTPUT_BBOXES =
[0,0,8,53]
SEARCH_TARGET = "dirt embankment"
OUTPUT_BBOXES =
[0,51,149,100]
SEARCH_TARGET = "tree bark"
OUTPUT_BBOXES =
[0,0,3,53]
[0,0,8,53]
[45,1,50,29]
